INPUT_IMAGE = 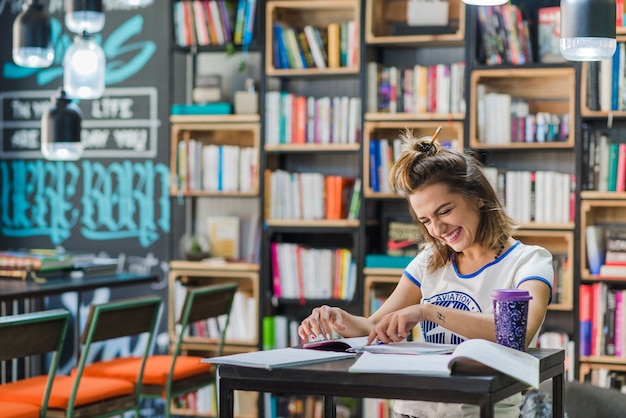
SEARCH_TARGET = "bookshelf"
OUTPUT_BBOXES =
[464,2,578,381]
[168,260,260,417]
[576,18,626,385]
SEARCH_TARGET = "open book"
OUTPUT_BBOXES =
[303,336,456,355]
[201,347,355,370]
[349,339,541,389]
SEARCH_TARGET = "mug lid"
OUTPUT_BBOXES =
[491,289,533,301]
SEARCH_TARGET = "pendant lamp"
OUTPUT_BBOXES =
[65,0,105,34]
[41,89,83,161]
[12,0,54,68]
[462,0,508,5]
[560,0,617,61]
[63,32,105,99]
[119,0,153,5]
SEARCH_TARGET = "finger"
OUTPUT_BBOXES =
[318,306,332,339]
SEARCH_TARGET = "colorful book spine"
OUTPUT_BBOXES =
[579,284,593,356]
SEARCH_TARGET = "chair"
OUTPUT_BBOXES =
[0,296,161,418]
[0,309,70,418]
[81,282,239,417]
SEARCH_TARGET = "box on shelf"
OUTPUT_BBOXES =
[407,0,449,26]
[170,103,233,115]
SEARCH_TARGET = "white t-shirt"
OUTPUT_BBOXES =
[393,240,554,418]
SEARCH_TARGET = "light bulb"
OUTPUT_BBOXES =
[560,37,617,61]
[462,0,508,5]
[64,33,105,99]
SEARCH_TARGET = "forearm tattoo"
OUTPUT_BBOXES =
[436,311,446,323]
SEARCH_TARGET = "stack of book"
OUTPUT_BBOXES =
[0,250,118,281]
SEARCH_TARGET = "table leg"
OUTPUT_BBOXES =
[218,377,235,418]
[478,399,494,418]
[323,396,336,418]
[552,367,564,418]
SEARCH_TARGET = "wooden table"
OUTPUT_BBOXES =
[217,348,564,418]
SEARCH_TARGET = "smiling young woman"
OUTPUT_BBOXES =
[298,129,554,418]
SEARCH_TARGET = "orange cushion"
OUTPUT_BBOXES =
[0,401,40,418]
[0,375,134,410]
[82,355,214,385]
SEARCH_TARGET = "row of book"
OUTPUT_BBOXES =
[187,290,257,343]
[483,167,575,225]
[585,224,626,277]
[579,282,626,358]
[581,129,626,192]
[585,43,626,112]
[369,138,460,194]
[272,21,357,70]
[551,254,570,305]
[265,170,360,221]
[176,141,258,193]
[172,0,257,47]
[270,242,357,302]
[366,62,466,115]
[476,86,570,145]
[264,92,361,145]
[476,4,533,66]
[0,249,118,280]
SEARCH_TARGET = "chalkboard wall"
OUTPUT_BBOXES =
[0,3,173,401]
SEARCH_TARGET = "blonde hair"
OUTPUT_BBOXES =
[388,129,517,270]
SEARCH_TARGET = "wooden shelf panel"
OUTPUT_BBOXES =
[580,199,626,278]
[265,219,359,228]
[469,67,576,148]
[513,229,574,310]
[169,120,260,196]
[364,112,465,122]
[265,0,361,74]
[365,0,465,44]
[362,121,464,197]
[264,143,360,153]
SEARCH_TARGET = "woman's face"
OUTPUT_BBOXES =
[408,182,482,253]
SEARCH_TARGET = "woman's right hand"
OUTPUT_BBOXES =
[298,305,348,342]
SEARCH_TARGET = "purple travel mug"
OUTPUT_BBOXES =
[491,289,533,351]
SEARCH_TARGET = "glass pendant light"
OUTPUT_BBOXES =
[65,0,105,34]
[63,32,105,99]
[12,0,54,68]
[41,89,83,161]
[462,0,508,5]
[119,0,153,5]
[560,0,617,61]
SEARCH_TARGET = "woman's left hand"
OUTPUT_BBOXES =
[367,305,424,345]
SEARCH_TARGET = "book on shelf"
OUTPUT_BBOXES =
[585,225,606,275]
[0,249,76,272]
[349,338,541,389]
[206,216,240,259]
[537,7,565,64]
[605,227,626,266]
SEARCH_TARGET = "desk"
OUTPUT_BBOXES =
[0,273,158,302]
[0,273,158,380]
[218,348,564,418]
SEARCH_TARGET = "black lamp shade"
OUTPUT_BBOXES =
[65,0,105,34]
[12,1,54,68]
[41,90,83,161]
[66,0,103,14]
[560,0,616,39]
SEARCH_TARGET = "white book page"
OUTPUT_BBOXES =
[449,339,540,389]
[349,351,452,375]
[203,347,355,370]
